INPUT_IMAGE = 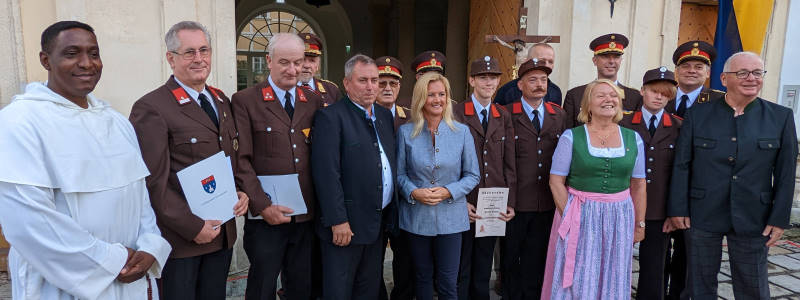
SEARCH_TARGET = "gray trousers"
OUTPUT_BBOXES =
[687,228,770,300]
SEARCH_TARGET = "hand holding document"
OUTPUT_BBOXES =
[248,174,307,219]
[177,151,237,224]
[475,187,510,237]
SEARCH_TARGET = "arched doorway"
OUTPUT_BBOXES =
[236,9,320,90]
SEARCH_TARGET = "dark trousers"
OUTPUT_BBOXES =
[636,220,670,300]
[407,231,462,300]
[502,210,553,300]
[457,223,497,300]
[242,219,313,300]
[687,228,770,300]
[665,229,689,299]
[160,248,232,300]
[380,230,415,300]
[320,236,384,300]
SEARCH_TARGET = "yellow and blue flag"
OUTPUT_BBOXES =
[711,0,774,90]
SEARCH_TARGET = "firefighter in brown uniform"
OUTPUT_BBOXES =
[129,21,249,299]
[453,55,516,300]
[297,32,341,105]
[502,58,566,300]
[619,67,682,300]
[375,55,415,300]
[375,56,411,130]
[562,33,642,128]
[662,40,724,300]
[232,33,325,300]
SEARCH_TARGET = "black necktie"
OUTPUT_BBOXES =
[198,94,219,128]
[676,94,688,118]
[480,109,488,132]
[284,92,294,119]
[533,109,541,132]
[649,115,657,137]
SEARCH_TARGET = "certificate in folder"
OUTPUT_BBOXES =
[248,174,307,219]
[176,151,237,223]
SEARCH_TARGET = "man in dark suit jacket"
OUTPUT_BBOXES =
[130,21,248,299]
[503,58,566,300]
[620,67,683,300]
[562,33,642,129]
[312,54,397,300]
[668,52,797,299]
[232,33,325,300]
[494,43,562,106]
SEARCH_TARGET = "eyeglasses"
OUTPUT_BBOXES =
[724,70,766,79]
[171,47,211,60]
[378,81,400,88]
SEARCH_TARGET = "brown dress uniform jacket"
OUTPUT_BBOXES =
[130,76,239,258]
[562,82,642,128]
[233,80,324,223]
[505,101,566,212]
[620,110,683,220]
[665,87,725,114]
[393,105,411,130]
[454,101,517,207]
[301,78,341,106]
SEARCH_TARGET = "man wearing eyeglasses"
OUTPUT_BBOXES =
[130,21,250,299]
[298,33,342,106]
[666,41,725,118]
[667,51,797,299]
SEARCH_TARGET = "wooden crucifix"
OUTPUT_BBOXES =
[485,7,560,79]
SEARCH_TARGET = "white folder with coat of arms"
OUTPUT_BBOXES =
[177,151,237,223]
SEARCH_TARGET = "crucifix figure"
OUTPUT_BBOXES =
[487,34,559,79]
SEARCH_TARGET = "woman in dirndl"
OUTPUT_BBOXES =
[542,79,647,299]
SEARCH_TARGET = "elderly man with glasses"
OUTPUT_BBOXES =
[667,51,797,299]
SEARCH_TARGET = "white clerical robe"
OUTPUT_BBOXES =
[0,82,172,299]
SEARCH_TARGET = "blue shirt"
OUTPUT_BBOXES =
[174,76,217,115]
[675,85,703,110]
[520,98,545,129]
[268,76,297,108]
[352,101,393,208]
[470,94,492,125]
[641,108,665,130]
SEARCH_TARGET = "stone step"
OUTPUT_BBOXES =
[0,247,7,272]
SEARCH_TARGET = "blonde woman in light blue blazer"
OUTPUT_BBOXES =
[396,73,480,300]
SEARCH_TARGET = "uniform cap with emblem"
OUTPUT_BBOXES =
[517,57,552,78]
[589,33,629,55]
[672,40,716,66]
[412,50,446,74]
[642,66,677,86]
[376,56,404,79]
[469,56,502,76]
[298,32,323,57]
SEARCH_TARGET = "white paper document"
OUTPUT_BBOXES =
[475,187,510,237]
[177,151,237,223]
[247,174,307,219]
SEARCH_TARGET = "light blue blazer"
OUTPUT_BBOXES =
[396,120,480,236]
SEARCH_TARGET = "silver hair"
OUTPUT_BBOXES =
[344,54,376,79]
[722,51,763,72]
[165,21,211,52]
[266,33,304,56]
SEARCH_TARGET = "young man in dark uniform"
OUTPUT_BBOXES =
[453,56,517,300]
[562,33,642,128]
[620,67,682,300]
[297,32,341,106]
[503,58,566,300]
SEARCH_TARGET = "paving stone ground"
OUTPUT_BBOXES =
[2,233,800,299]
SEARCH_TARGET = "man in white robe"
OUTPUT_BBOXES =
[0,21,171,299]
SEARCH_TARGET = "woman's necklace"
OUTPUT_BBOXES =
[590,125,614,147]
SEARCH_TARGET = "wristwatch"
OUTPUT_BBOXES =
[638,221,646,229]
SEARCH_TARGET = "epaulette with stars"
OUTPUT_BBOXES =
[319,78,339,88]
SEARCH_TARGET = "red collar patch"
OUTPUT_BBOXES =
[512,102,522,114]
[171,88,192,105]
[207,86,224,103]
[297,88,308,102]
[490,104,500,118]
[544,102,556,114]
[632,111,643,124]
[464,102,475,116]
[662,114,673,127]
[262,86,275,101]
